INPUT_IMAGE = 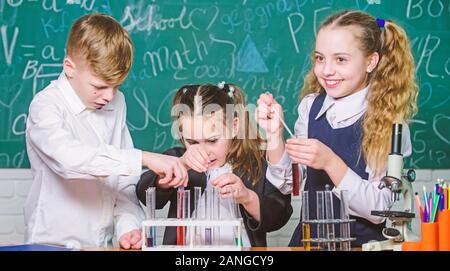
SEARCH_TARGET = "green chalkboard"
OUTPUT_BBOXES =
[0,0,449,169]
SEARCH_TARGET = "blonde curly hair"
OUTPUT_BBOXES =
[300,10,419,176]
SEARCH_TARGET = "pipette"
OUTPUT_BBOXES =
[271,106,299,196]
[270,107,294,137]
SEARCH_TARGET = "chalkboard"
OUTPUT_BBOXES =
[0,0,449,169]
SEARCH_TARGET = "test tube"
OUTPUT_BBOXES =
[340,190,351,251]
[212,187,220,246]
[316,191,325,250]
[324,189,336,251]
[182,190,190,247]
[222,186,234,218]
[182,190,191,219]
[145,187,156,247]
[190,186,202,246]
[225,187,240,246]
[176,187,185,246]
[292,163,300,196]
[193,187,202,219]
[291,135,300,197]
[204,187,213,245]
[192,187,202,247]
[301,191,310,251]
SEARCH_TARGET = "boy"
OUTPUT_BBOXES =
[25,14,187,249]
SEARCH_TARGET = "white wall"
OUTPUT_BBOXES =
[0,169,32,245]
[1,169,449,246]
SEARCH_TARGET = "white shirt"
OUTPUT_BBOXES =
[270,87,412,224]
[25,72,144,248]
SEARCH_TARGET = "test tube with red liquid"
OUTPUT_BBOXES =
[176,187,190,246]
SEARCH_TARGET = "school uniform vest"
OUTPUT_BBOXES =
[289,93,385,247]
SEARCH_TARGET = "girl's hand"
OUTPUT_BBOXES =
[256,93,284,136]
[180,144,210,173]
[285,138,337,171]
[286,138,349,186]
[211,173,253,205]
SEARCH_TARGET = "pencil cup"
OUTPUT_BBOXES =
[401,241,421,251]
[438,210,450,251]
[420,222,439,251]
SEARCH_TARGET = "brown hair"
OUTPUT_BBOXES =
[300,10,419,175]
[66,13,133,85]
[172,84,264,185]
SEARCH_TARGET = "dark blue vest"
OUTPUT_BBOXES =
[289,93,385,247]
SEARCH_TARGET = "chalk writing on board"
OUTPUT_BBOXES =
[406,0,448,19]
[236,34,268,73]
[0,1,448,169]
[1,25,18,65]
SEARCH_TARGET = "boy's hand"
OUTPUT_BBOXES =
[180,144,210,173]
[256,93,284,136]
[119,229,141,250]
[142,152,188,188]
[211,173,253,205]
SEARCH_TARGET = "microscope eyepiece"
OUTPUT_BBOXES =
[391,123,402,155]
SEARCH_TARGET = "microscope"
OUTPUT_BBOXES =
[362,123,419,251]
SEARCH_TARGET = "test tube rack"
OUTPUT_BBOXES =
[300,189,356,250]
[301,218,356,246]
[141,218,243,251]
